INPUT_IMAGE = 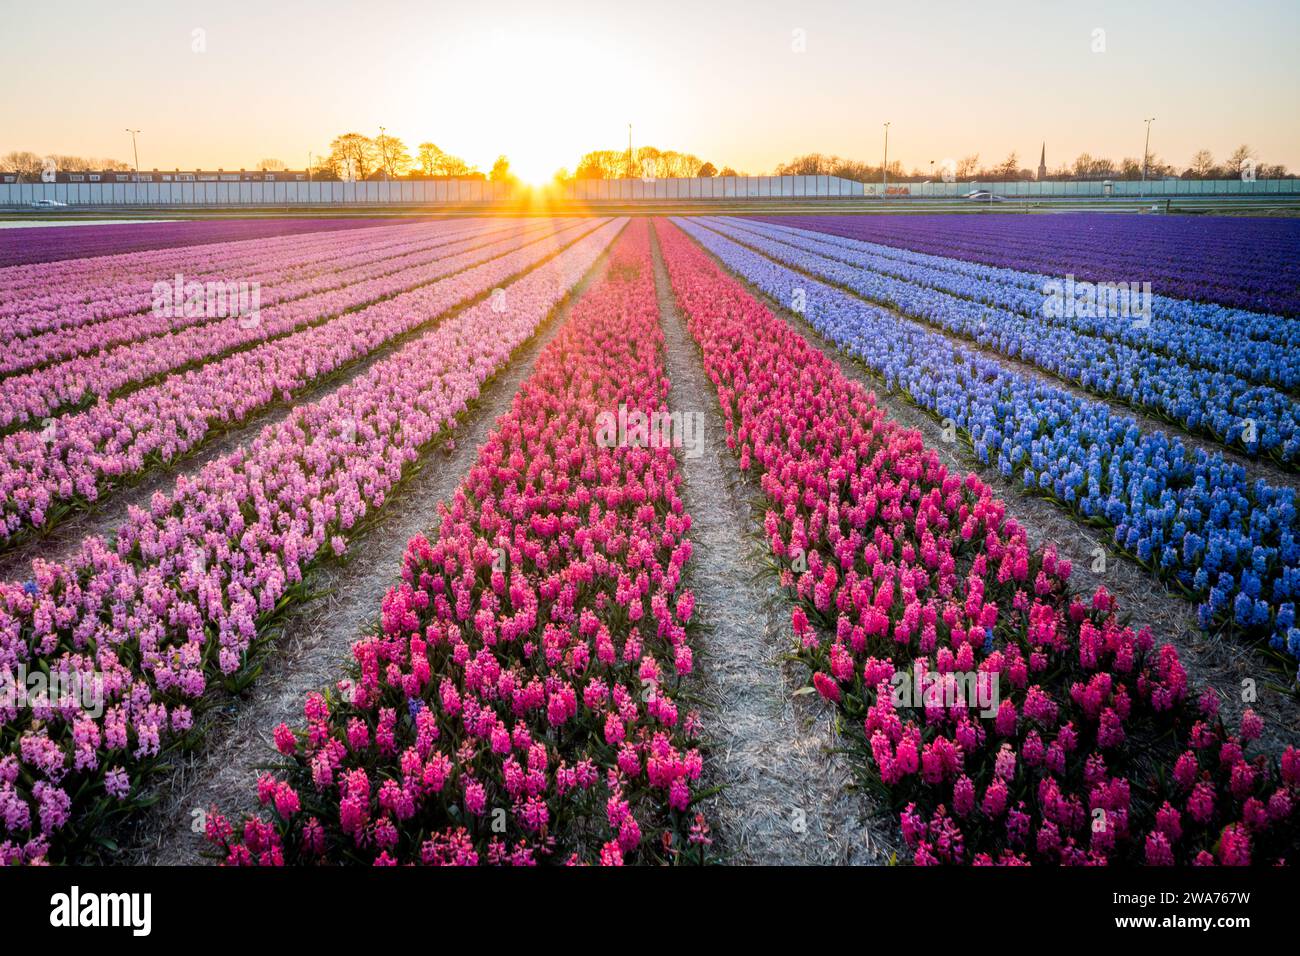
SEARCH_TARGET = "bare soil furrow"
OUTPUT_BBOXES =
[651,224,901,865]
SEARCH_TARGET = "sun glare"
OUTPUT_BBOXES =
[409,26,632,185]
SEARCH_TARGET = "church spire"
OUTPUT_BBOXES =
[1037,142,1047,181]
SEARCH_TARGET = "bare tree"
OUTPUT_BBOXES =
[374,134,412,178]
[1189,149,1216,178]
[433,153,475,177]
[1144,154,1173,178]
[1071,153,1116,179]
[829,158,875,181]
[956,154,980,178]
[0,151,44,181]
[48,154,88,172]
[328,133,378,181]
[775,153,831,175]
[41,154,124,172]
[630,145,659,178]
[1224,144,1255,177]
[574,153,605,179]
[573,150,626,179]
[489,155,515,183]
[416,142,443,176]
[308,156,340,181]
[659,151,701,178]
[256,158,287,171]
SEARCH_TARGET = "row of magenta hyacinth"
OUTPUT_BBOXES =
[0,220,604,547]
[701,217,1298,465]
[0,219,528,376]
[0,219,578,432]
[656,218,1298,865]
[673,217,1300,674]
[0,219,624,865]
[722,217,1299,388]
[755,213,1300,317]
[0,217,402,270]
[206,220,708,866]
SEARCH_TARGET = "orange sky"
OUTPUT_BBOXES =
[2,0,1297,183]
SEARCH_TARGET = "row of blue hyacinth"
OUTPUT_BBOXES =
[702,217,1300,467]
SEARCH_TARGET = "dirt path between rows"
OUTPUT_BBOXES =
[680,228,1300,759]
[121,231,624,865]
[651,225,900,865]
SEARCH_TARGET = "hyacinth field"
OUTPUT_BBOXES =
[1,213,1298,870]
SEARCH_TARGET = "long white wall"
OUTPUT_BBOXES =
[561,175,865,200]
[2,175,1295,206]
[0,175,867,206]
[0,178,515,206]
[875,178,1299,197]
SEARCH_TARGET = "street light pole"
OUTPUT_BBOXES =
[1141,117,1155,197]
[882,122,890,197]
[125,129,141,181]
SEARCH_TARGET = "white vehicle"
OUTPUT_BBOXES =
[30,198,68,208]
[963,190,1006,202]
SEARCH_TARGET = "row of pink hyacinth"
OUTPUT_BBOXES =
[0,222,432,335]
[0,218,624,865]
[205,218,708,867]
[0,220,586,431]
[654,218,1298,865]
[0,219,531,375]
[0,219,606,547]
[0,219,434,325]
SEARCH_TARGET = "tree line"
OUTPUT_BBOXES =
[773,145,1289,183]
[2,140,1291,184]
[0,151,131,180]
[567,146,736,180]
[308,133,501,182]
[0,135,503,183]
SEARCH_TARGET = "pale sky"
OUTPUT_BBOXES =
[2,0,1297,183]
